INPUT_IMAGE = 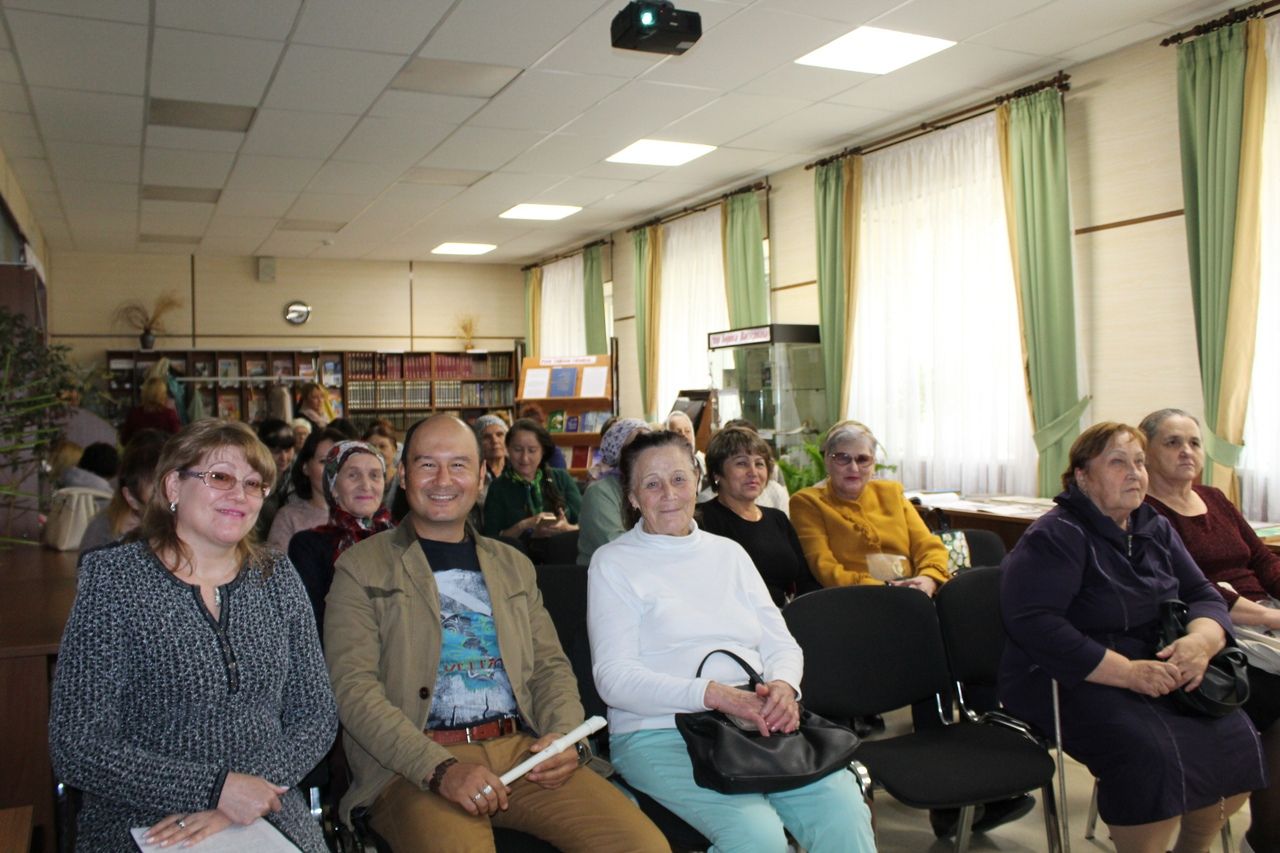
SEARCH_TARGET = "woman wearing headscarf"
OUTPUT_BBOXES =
[576,418,649,566]
[288,440,394,638]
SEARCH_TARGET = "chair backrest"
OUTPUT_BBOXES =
[538,529,580,565]
[960,529,1007,569]
[934,565,1004,688]
[782,586,953,718]
[42,487,111,551]
[533,562,605,718]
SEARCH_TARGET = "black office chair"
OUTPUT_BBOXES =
[957,529,1007,570]
[783,586,1062,853]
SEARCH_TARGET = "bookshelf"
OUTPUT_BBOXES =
[516,344,618,477]
[342,350,517,430]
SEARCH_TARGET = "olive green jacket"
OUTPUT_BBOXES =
[324,522,583,822]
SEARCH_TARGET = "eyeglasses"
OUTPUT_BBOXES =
[827,452,875,469]
[180,469,270,499]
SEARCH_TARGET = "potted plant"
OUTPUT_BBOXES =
[112,292,182,350]
[0,307,76,544]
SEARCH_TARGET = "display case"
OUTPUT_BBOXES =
[706,324,827,463]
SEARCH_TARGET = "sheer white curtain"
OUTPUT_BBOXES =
[850,114,1038,495]
[657,206,729,415]
[539,253,586,356]
[1240,16,1280,522]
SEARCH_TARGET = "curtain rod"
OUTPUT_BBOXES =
[1160,0,1280,46]
[805,70,1070,171]
[625,180,769,234]
[521,237,611,272]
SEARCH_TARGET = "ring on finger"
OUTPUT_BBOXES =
[481,784,494,797]
[177,819,187,829]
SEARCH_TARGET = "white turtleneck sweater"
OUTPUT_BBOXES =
[587,520,804,735]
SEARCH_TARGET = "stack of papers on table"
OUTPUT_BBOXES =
[131,820,300,852]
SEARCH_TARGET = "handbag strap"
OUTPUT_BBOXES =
[693,649,765,688]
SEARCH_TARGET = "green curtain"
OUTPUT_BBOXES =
[814,161,847,423]
[1007,88,1089,497]
[723,191,769,327]
[1177,22,1248,472]
[583,244,607,355]
[632,227,655,420]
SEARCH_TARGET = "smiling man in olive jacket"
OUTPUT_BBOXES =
[324,414,665,853]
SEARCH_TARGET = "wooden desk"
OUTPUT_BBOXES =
[0,548,79,853]
[0,806,33,853]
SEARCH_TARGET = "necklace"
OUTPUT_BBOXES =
[214,586,222,607]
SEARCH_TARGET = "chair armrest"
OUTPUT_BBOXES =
[849,759,874,802]
[978,710,1050,747]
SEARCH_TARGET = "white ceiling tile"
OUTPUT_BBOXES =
[57,180,137,211]
[10,154,53,190]
[242,109,357,159]
[26,189,62,218]
[41,219,73,247]
[286,192,372,221]
[736,62,869,100]
[150,28,284,106]
[829,43,1051,111]
[46,140,140,182]
[0,131,42,157]
[226,154,323,192]
[3,0,149,24]
[731,102,890,152]
[468,71,624,133]
[204,214,278,240]
[1148,0,1240,27]
[155,0,301,40]
[576,159,666,181]
[585,179,699,214]
[418,126,548,171]
[970,0,1155,56]
[140,199,214,234]
[0,109,34,138]
[1057,22,1169,64]
[331,115,455,169]
[532,175,635,206]
[264,44,406,114]
[137,241,196,254]
[642,7,844,91]
[145,125,245,152]
[255,231,325,257]
[7,11,146,94]
[349,181,462,223]
[646,145,780,185]
[561,81,720,145]
[199,235,267,256]
[306,160,403,195]
[503,133,620,175]
[66,207,137,233]
[534,3,671,78]
[871,0,1051,40]
[659,93,812,146]
[419,0,602,67]
[292,0,453,54]
[755,0,900,25]
[0,49,19,83]
[368,90,486,123]
[0,81,27,112]
[216,189,297,217]
[29,87,143,145]
[143,147,236,187]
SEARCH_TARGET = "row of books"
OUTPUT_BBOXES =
[346,379,513,410]
[436,352,512,379]
[546,409,613,434]
[435,380,515,408]
[345,352,513,381]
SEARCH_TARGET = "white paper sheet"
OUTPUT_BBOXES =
[522,367,551,399]
[132,819,300,852]
[579,366,608,398]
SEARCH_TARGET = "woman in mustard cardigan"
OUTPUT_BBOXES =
[790,420,949,596]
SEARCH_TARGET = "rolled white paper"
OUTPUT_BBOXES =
[499,715,607,786]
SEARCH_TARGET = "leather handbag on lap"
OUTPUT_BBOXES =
[1157,599,1250,718]
[674,649,860,794]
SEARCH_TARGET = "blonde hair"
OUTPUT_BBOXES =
[821,419,878,455]
[137,419,276,577]
[139,376,169,411]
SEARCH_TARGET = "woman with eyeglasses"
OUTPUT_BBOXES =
[790,420,949,596]
[50,419,338,851]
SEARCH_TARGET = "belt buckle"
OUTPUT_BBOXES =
[465,726,475,744]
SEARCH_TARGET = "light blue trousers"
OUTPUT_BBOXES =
[610,728,877,853]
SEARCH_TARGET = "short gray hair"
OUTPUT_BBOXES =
[821,419,878,455]
[1137,408,1198,441]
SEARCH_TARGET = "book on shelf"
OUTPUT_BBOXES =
[271,357,293,377]
[570,445,591,469]
[547,410,566,432]
[216,392,241,420]
[244,358,267,378]
[217,358,238,387]
[548,367,577,398]
[193,361,212,378]
[564,414,580,433]
[321,358,342,387]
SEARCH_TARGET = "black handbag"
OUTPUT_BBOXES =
[1156,599,1250,718]
[673,649,860,794]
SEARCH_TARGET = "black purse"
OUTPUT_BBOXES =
[673,649,860,794]
[1156,600,1250,718]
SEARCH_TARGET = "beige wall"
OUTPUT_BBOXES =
[48,252,524,366]
[0,142,47,271]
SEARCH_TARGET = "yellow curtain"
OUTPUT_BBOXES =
[1213,17,1268,501]
[642,226,663,420]
[839,156,861,416]
[524,266,542,358]
[995,104,1029,389]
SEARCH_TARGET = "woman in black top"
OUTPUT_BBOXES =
[697,427,819,606]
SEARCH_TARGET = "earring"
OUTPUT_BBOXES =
[169,501,178,513]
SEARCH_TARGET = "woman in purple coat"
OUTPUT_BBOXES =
[999,422,1264,853]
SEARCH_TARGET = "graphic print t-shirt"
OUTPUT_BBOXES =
[421,537,518,729]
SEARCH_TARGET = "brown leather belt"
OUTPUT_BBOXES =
[425,716,519,745]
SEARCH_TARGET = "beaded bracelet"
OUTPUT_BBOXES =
[427,757,459,793]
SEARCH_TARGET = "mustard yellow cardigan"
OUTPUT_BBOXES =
[789,479,950,588]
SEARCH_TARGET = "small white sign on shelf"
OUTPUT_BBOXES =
[580,366,608,398]
[523,367,551,399]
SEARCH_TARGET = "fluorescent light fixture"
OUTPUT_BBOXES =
[432,242,496,255]
[795,26,954,75]
[500,203,582,221]
[607,139,715,166]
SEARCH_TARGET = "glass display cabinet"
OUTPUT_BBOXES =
[706,324,827,463]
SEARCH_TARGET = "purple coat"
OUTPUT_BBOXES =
[998,485,1264,825]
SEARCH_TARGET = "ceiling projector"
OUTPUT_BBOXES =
[611,1,702,55]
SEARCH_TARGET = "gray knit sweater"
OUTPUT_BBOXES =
[50,540,338,851]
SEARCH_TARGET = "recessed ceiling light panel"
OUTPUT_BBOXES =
[500,203,582,221]
[432,242,497,255]
[795,26,954,75]
[606,139,715,166]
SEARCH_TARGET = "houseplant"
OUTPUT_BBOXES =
[112,292,182,350]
